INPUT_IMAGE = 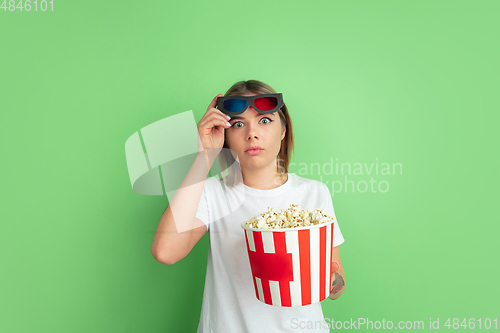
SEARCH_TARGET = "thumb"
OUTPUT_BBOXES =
[331,262,340,273]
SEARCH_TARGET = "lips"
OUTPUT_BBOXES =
[245,145,264,155]
[245,145,263,152]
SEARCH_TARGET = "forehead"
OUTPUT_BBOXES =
[229,109,276,120]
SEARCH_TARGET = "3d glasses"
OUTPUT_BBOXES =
[216,93,284,115]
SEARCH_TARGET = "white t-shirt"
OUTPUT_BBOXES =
[195,172,345,333]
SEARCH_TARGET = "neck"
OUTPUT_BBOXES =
[240,162,288,190]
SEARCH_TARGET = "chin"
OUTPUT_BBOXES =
[243,159,276,170]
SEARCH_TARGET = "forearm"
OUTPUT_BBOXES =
[151,151,212,263]
[329,265,346,300]
[328,244,346,300]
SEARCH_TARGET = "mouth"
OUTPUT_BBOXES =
[245,146,264,155]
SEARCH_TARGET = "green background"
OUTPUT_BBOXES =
[1,0,498,332]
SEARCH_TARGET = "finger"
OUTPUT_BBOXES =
[331,262,340,273]
[216,119,232,129]
[207,106,232,122]
[200,118,231,132]
[204,114,232,128]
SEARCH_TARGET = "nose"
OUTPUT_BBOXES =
[246,108,259,140]
[247,127,258,140]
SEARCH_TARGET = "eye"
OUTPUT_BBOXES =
[260,117,273,124]
[230,117,273,128]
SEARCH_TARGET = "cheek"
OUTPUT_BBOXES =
[273,126,283,142]
[225,131,238,148]
[225,129,234,139]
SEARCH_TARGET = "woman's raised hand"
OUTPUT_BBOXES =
[197,94,232,151]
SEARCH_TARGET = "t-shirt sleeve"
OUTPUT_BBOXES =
[320,183,345,247]
[195,183,210,232]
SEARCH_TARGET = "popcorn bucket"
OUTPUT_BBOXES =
[241,221,335,307]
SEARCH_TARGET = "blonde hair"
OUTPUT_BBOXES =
[216,80,295,186]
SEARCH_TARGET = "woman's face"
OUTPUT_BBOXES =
[225,93,286,171]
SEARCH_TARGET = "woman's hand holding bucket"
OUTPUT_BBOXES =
[329,260,346,300]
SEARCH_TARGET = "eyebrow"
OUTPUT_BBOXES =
[229,113,275,121]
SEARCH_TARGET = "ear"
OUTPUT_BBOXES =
[281,124,286,140]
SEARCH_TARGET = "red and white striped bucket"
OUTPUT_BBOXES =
[241,221,335,307]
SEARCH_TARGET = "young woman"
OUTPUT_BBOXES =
[151,80,346,332]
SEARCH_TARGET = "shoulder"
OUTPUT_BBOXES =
[290,173,328,191]
[201,176,237,195]
[202,176,223,190]
[289,173,330,197]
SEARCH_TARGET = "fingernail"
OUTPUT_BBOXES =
[226,114,231,120]
[226,122,231,127]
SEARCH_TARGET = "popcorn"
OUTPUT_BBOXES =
[243,204,335,229]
